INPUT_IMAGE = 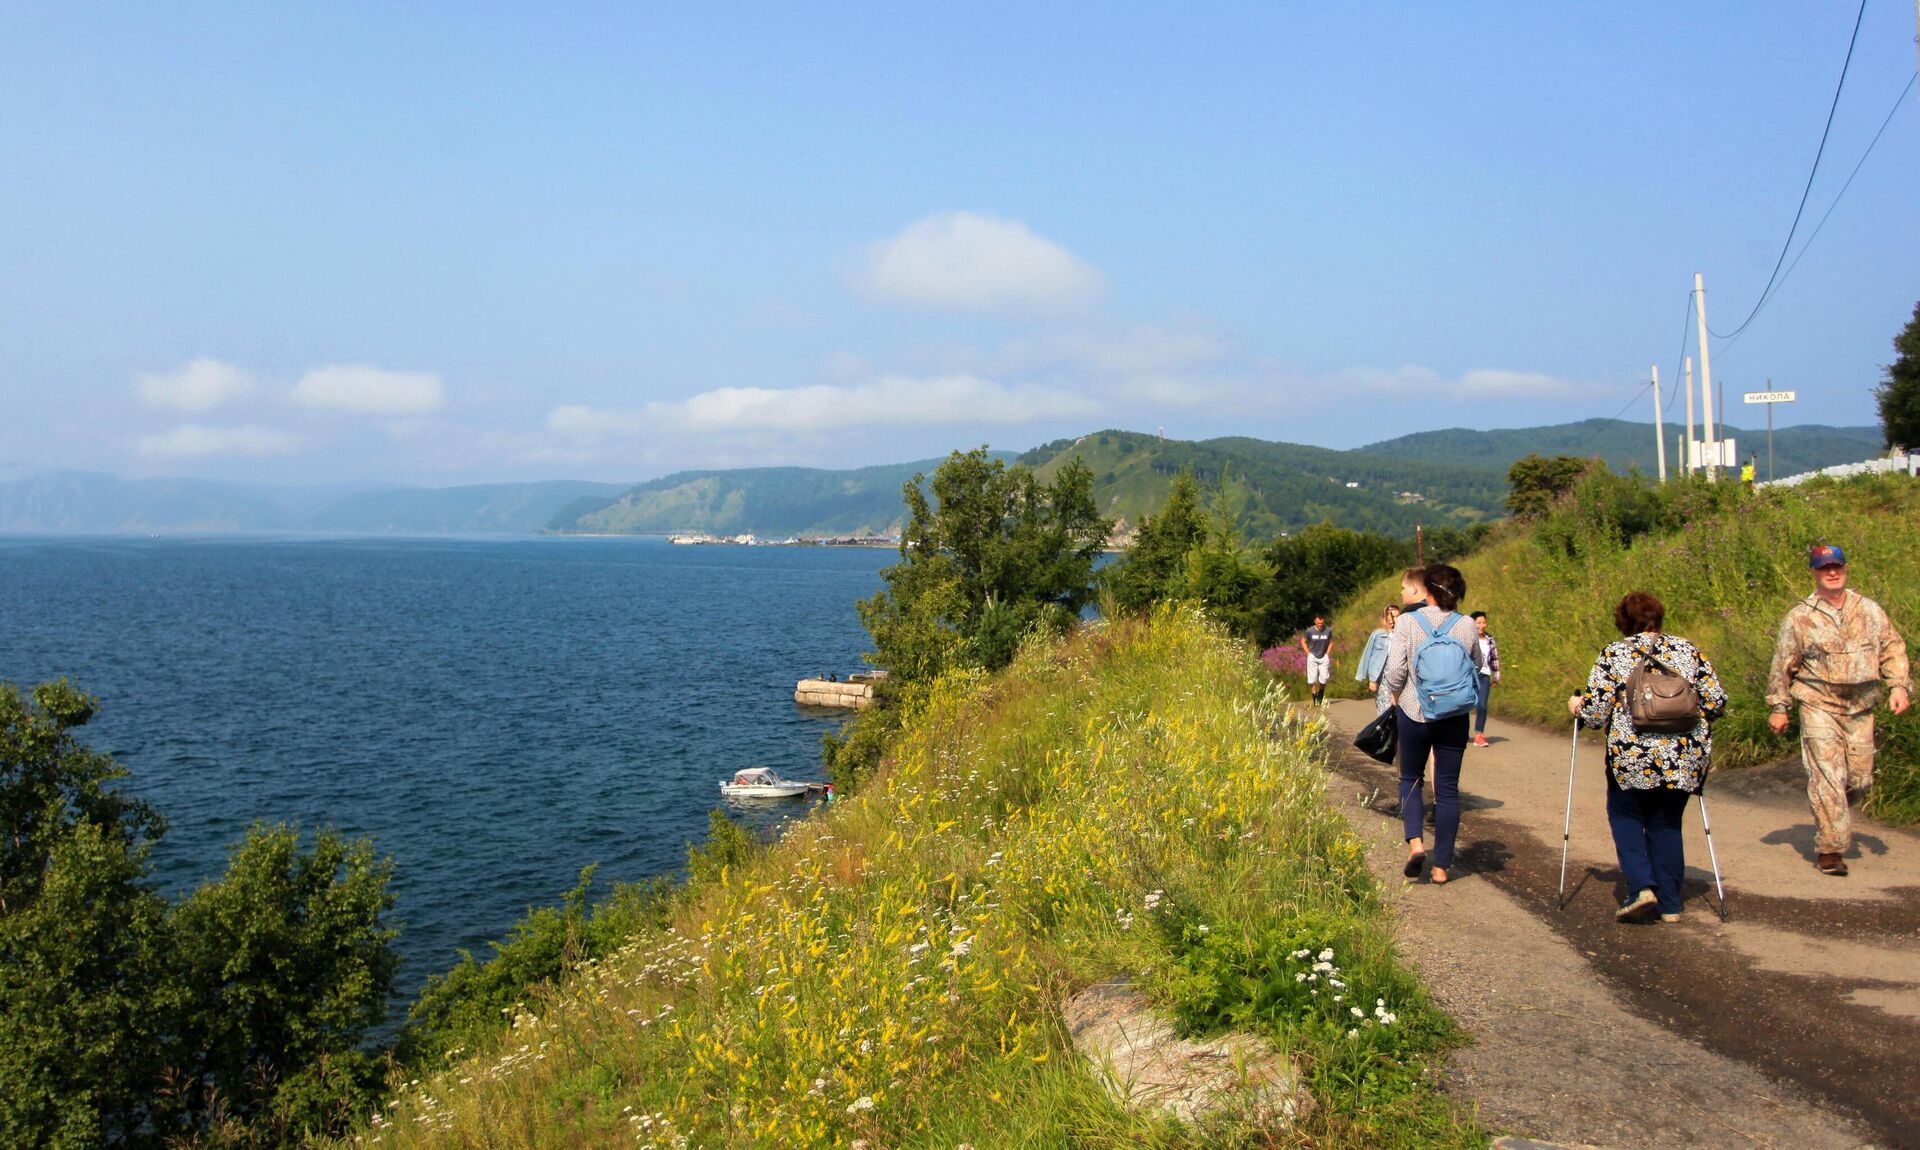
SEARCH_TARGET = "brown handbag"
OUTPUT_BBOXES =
[1625,649,1700,734]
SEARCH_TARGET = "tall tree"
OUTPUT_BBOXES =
[1102,466,1207,614]
[858,448,1109,679]
[1877,300,1920,450]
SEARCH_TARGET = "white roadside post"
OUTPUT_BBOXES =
[1743,387,1797,482]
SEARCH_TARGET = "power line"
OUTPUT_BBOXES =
[1571,379,1656,454]
[1709,0,1868,341]
[1766,73,1916,310]
[1715,72,1916,357]
[1665,293,1694,416]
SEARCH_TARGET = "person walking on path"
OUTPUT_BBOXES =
[1765,544,1911,877]
[1380,563,1478,884]
[1567,592,1728,922]
[1469,610,1501,747]
[1356,604,1400,714]
[1301,614,1334,705]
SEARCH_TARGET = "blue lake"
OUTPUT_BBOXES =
[0,535,888,1004]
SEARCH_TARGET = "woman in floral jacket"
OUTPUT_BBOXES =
[1566,591,1728,923]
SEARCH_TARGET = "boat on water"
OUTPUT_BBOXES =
[719,766,813,799]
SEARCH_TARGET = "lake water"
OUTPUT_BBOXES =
[0,536,888,1004]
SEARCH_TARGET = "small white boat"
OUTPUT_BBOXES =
[719,767,811,799]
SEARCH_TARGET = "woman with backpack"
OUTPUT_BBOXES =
[1566,591,1728,923]
[1379,563,1480,884]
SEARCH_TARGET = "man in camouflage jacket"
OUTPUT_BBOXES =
[1765,544,1912,876]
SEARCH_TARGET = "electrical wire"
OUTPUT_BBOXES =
[1714,72,1916,358]
[1570,379,1657,455]
[1665,294,1695,417]
[1708,0,1868,341]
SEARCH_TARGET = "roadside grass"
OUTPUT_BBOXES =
[1327,474,1919,821]
[331,607,1481,1149]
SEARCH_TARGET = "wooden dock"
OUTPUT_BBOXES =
[794,677,874,709]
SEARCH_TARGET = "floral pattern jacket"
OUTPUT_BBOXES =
[1576,632,1728,792]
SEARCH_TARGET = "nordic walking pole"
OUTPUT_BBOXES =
[1698,791,1727,921]
[1558,714,1579,908]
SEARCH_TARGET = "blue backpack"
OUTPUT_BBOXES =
[1412,612,1479,719]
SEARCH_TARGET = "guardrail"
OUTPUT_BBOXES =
[1756,451,1917,489]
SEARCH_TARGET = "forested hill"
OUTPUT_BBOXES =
[546,458,977,537]
[1017,431,1503,537]
[1012,420,1884,540]
[1361,419,1882,479]
[6,421,1883,538]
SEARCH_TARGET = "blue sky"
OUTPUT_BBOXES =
[3,3,1916,485]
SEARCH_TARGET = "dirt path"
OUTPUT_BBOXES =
[1317,699,1920,1149]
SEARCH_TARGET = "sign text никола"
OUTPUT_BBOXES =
[1743,390,1797,404]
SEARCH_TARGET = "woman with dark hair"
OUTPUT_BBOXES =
[1567,591,1728,922]
[1379,562,1479,883]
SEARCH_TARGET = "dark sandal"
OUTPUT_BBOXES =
[1403,852,1427,878]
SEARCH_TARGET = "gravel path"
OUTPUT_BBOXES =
[1319,699,1918,1149]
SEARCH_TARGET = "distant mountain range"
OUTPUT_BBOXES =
[0,420,1884,537]
[0,470,625,535]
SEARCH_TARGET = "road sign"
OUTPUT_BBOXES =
[1743,390,1797,404]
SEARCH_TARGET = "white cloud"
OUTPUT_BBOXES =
[136,359,253,412]
[291,365,445,415]
[995,325,1231,379]
[549,375,1100,442]
[860,211,1101,311]
[138,424,296,459]
[1455,369,1580,401]
[1322,365,1584,402]
[545,404,649,442]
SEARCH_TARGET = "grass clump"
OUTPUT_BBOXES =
[333,607,1479,1149]
[1328,473,1919,820]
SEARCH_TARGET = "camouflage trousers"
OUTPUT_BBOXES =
[1800,706,1875,855]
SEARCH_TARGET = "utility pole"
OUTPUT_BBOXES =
[1652,365,1667,482]
[1695,273,1718,482]
[1684,355,1696,475]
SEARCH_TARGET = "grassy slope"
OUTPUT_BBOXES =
[1325,475,1920,822]
[340,610,1477,1149]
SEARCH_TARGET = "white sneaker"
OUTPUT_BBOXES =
[1659,912,1681,923]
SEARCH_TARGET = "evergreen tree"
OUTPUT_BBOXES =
[1877,300,1920,450]
[1102,466,1206,614]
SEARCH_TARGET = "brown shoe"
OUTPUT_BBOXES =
[1817,853,1849,876]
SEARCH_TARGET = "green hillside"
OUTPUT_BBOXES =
[548,458,983,537]
[1019,430,1506,537]
[544,420,1889,541]
[1360,419,1882,480]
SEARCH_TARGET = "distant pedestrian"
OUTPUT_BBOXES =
[1380,563,1478,884]
[1356,604,1401,714]
[1301,614,1334,705]
[1765,544,1911,877]
[1568,592,1727,923]
[1469,610,1501,747]
[1741,456,1757,488]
